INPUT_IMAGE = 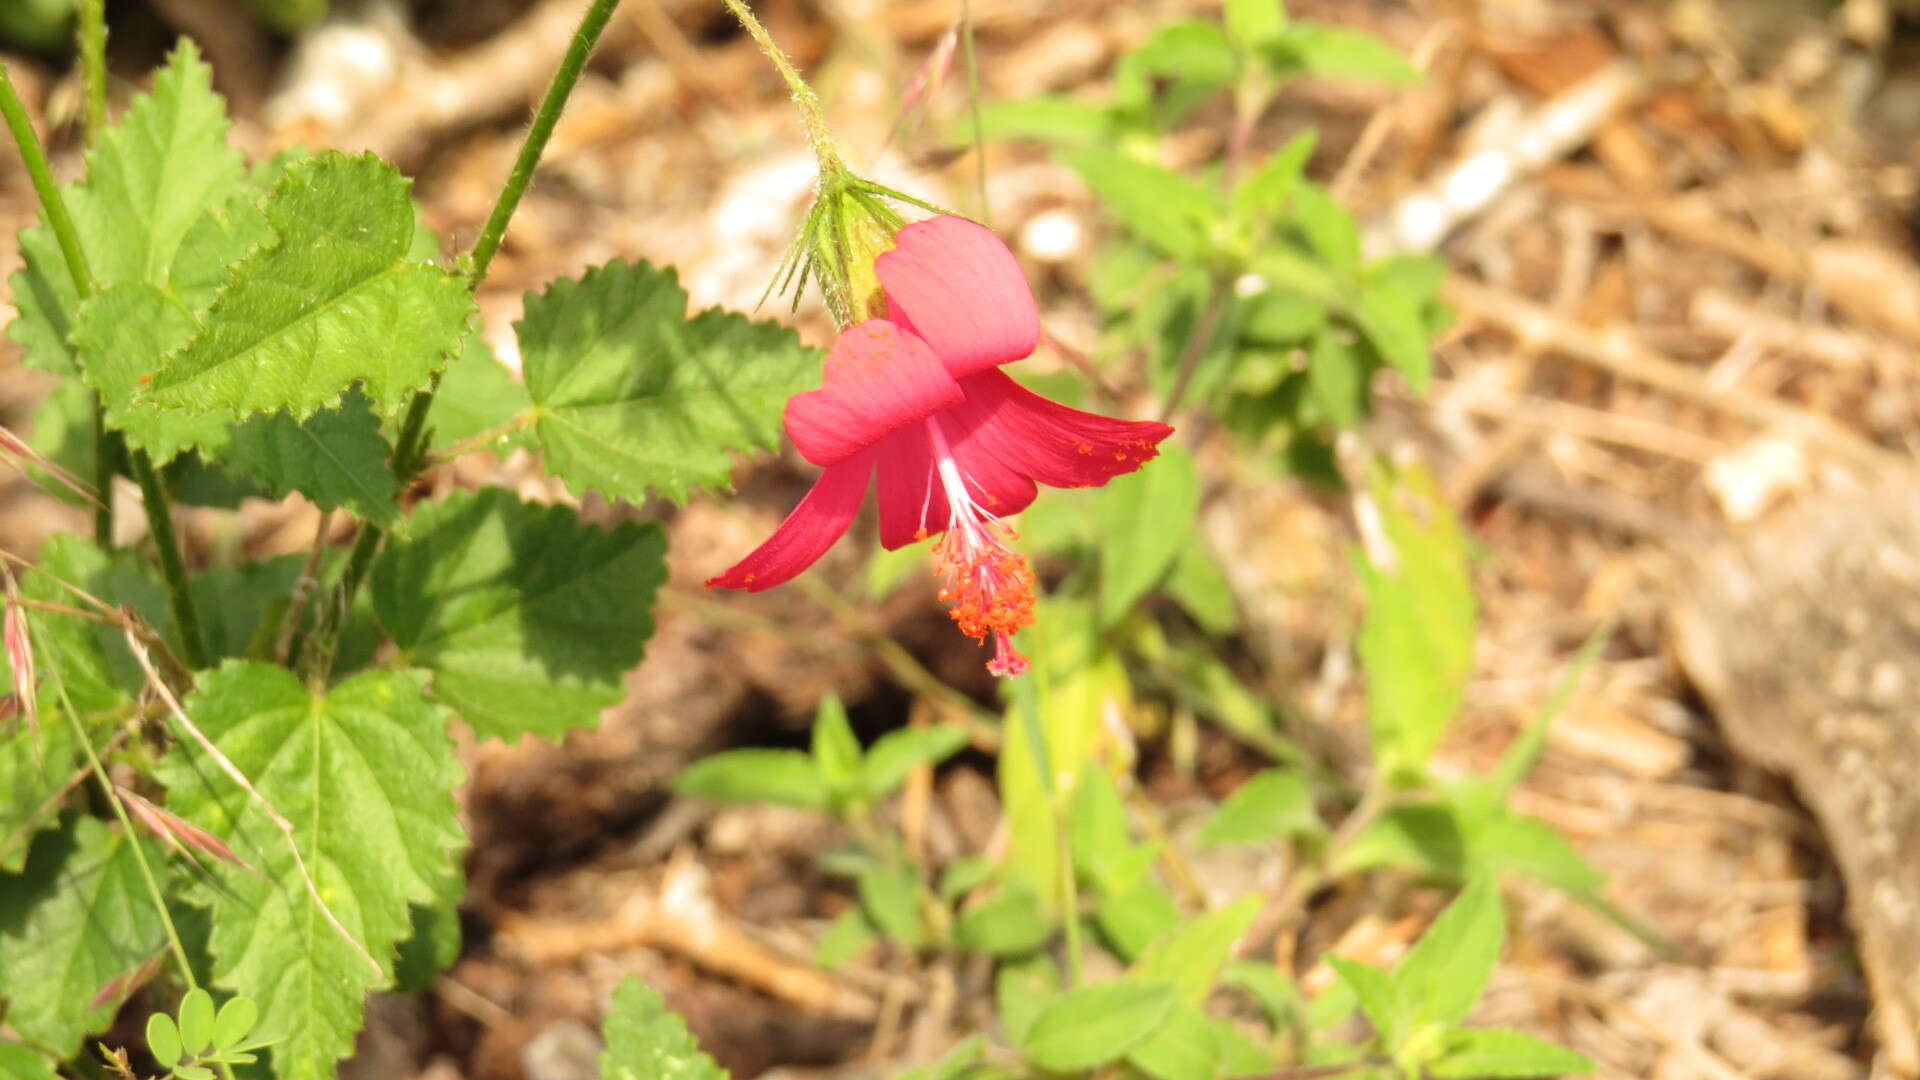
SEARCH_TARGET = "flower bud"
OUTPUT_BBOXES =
[769,166,948,328]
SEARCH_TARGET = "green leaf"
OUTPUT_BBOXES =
[212,995,260,1050]
[1225,0,1286,49]
[7,223,82,376]
[894,1036,985,1080]
[1060,147,1220,260]
[1021,981,1176,1071]
[1131,21,1238,88]
[1485,623,1612,802]
[1291,182,1361,276]
[1095,875,1182,960]
[1126,1002,1219,1080]
[1394,876,1503,1030]
[672,749,829,810]
[811,695,862,797]
[143,152,475,419]
[938,855,995,902]
[71,41,246,289]
[0,817,168,1054]
[371,488,666,740]
[972,96,1113,144]
[428,333,532,453]
[1358,466,1473,777]
[1098,443,1200,627]
[148,1012,184,1069]
[177,988,215,1056]
[69,283,232,465]
[518,260,817,505]
[0,717,77,873]
[856,863,924,948]
[861,724,966,799]
[1221,960,1304,1030]
[1352,281,1432,393]
[1234,130,1316,226]
[19,536,162,718]
[1306,329,1365,429]
[597,978,729,1080]
[1131,895,1261,1005]
[393,892,464,994]
[1326,955,1406,1049]
[154,663,466,1080]
[1164,543,1239,635]
[225,387,397,523]
[1269,23,1417,84]
[1194,769,1318,846]
[1428,1028,1592,1078]
[955,885,1051,957]
[0,1044,54,1080]
[996,955,1058,1047]
[22,380,103,506]
[188,556,303,663]
[815,908,878,968]
[1068,768,1138,895]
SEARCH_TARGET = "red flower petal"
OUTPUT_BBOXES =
[873,426,945,550]
[877,216,1040,378]
[934,411,1039,518]
[786,320,965,466]
[707,450,875,591]
[951,369,1174,488]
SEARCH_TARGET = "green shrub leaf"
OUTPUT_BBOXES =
[143,152,474,419]
[518,260,818,505]
[672,749,829,810]
[1428,1028,1593,1078]
[225,387,397,524]
[597,978,729,1080]
[1021,981,1177,1071]
[371,488,666,740]
[0,818,168,1054]
[154,663,465,1080]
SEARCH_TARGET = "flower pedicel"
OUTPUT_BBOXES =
[708,215,1173,676]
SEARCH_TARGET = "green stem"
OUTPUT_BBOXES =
[960,0,988,224]
[76,0,114,548]
[130,454,208,669]
[77,0,107,143]
[0,63,96,296]
[717,0,844,174]
[331,0,625,625]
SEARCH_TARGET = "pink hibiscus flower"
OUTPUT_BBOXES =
[709,215,1174,676]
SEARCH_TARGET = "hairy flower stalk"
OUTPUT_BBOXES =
[710,216,1172,674]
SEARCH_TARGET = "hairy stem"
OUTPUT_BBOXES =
[77,0,107,141]
[76,0,114,547]
[0,63,211,660]
[130,454,208,669]
[330,0,626,625]
[718,0,844,174]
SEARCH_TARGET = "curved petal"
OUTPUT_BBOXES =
[951,370,1174,488]
[707,450,875,591]
[786,320,965,466]
[873,426,946,550]
[877,216,1040,378]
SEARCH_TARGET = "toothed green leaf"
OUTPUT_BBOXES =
[597,978,729,1080]
[519,260,818,505]
[225,387,397,524]
[154,663,466,1080]
[142,152,474,419]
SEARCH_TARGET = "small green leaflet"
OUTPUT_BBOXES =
[671,749,829,810]
[860,724,967,798]
[154,663,466,1080]
[143,151,474,419]
[1194,769,1319,846]
[1130,895,1262,1005]
[954,885,1050,956]
[1021,981,1176,1071]
[0,718,76,873]
[856,863,925,947]
[518,260,819,505]
[371,488,666,741]
[225,387,398,525]
[597,978,730,1080]
[811,695,862,798]
[1126,1002,1220,1080]
[1060,147,1219,261]
[1428,1028,1593,1078]
[0,816,168,1055]
[1393,875,1504,1031]
[428,333,532,453]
